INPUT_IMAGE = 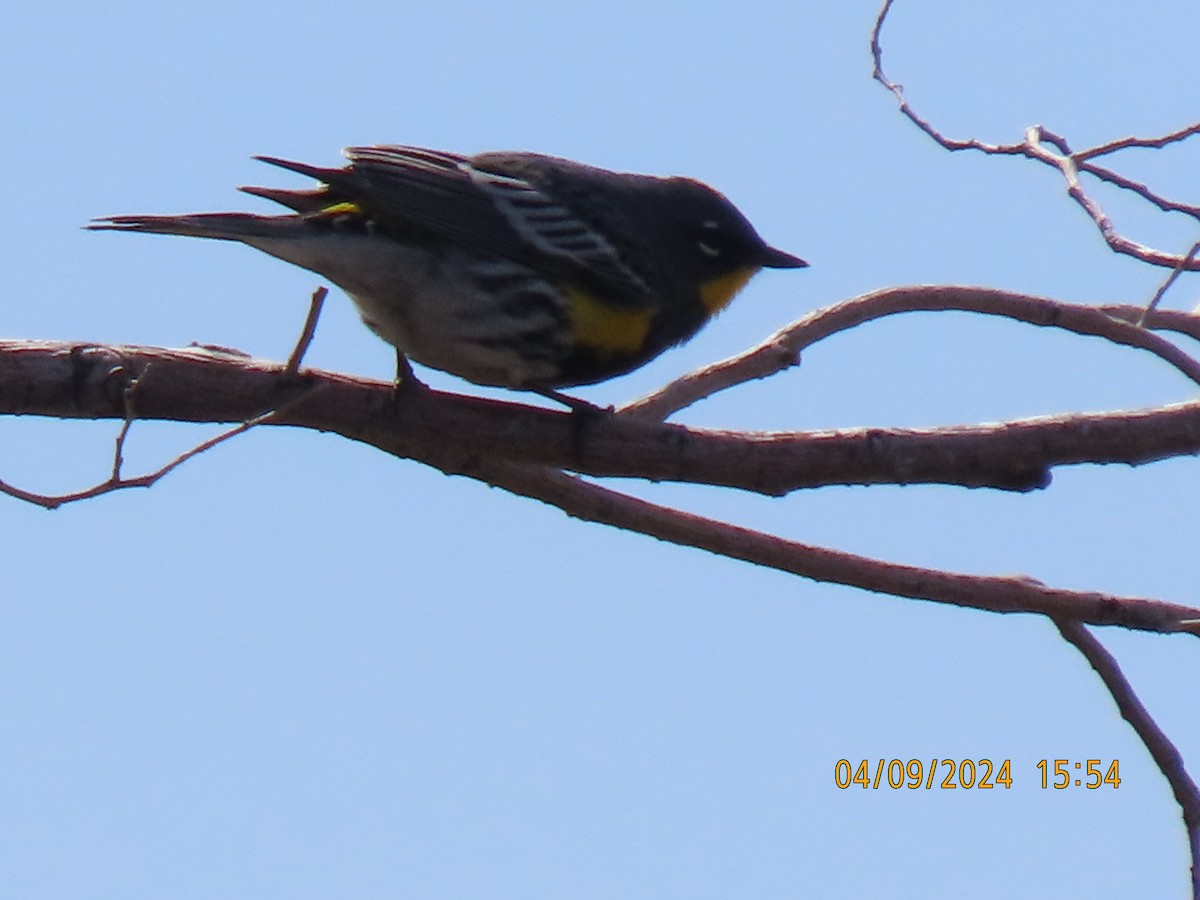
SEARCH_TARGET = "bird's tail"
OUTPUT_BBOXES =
[87,212,304,241]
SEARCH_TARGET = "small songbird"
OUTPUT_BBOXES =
[91,145,806,392]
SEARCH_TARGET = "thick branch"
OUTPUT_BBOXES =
[7,339,1200,497]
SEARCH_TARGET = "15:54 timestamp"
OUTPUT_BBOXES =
[1036,759,1121,789]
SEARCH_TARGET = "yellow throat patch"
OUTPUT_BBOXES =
[699,266,759,314]
[696,266,758,314]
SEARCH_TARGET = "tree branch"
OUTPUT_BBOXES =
[870,0,1200,274]
[7,331,1200,500]
[1054,619,1200,891]
[462,459,1200,635]
[623,285,1200,418]
[871,4,1200,890]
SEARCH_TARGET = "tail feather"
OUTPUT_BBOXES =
[253,155,342,184]
[239,184,332,213]
[87,212,300,241]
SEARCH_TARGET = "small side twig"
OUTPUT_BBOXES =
[285,285,328,376]
[0,384,321,510]
[3,286,333,509]
[1144,239,1200,325]
[111,361,148,481]
[1099,305,1200,343]
[1075,122,1200,161]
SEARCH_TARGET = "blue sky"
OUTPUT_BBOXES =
[3,1,1199,897]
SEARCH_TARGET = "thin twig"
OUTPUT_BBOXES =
[110,362,147,481]
[285,286,328,376]
[1144,239,1200,325]
[1075,122,1200,161]
[0,387,321,510]
[870,0,1200,271]
[870,0,1027,156]
[1077,158,1200,220]
[1053,619,1200,895]
[1101,305,1200,343]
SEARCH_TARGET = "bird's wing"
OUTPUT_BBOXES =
[262,145,653,306]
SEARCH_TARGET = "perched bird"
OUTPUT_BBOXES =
[90,145,806,393]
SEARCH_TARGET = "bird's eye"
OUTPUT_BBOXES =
[696,220,726,257]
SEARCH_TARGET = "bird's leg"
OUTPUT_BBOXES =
[529,389,614,463]
[391,350,429,409]
[531,388,613,418]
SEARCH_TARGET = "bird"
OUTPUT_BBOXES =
[90,145,807,396]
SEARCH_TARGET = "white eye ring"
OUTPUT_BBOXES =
[697,240,721,258]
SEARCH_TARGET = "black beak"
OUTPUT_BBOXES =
[760,244,809,269]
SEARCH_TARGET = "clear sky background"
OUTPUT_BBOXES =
[3,1,1199,897]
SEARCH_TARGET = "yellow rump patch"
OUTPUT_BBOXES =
[318,201,362,216]
[699,266,759,314]
[567,289,653,355]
